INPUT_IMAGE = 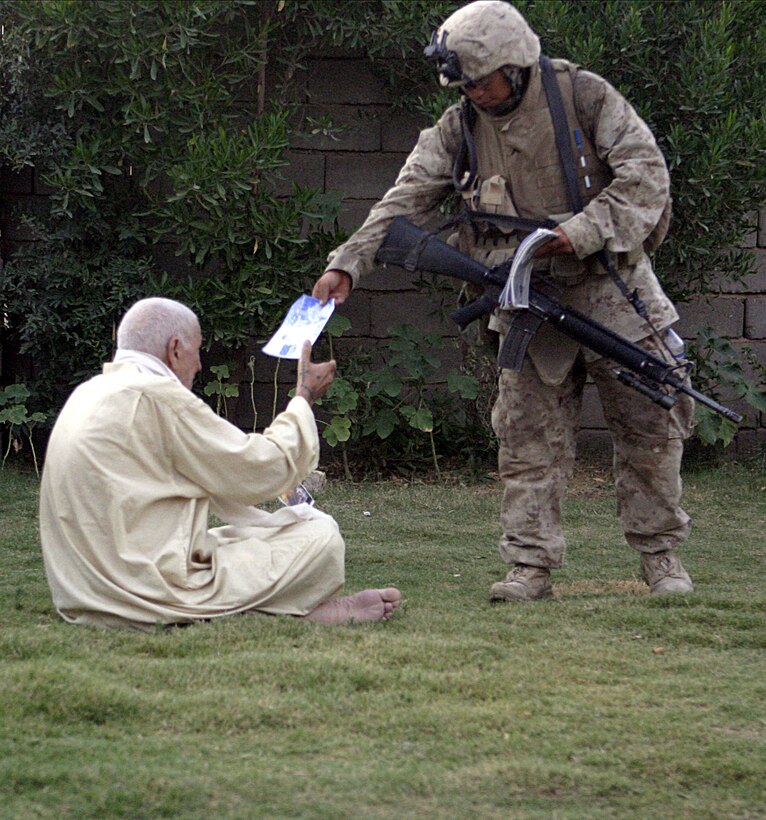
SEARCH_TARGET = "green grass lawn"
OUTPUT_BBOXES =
[1,461,765,819]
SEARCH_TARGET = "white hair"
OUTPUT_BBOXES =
[116,297,199,358]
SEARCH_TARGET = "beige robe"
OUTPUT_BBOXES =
[39,361,345,631]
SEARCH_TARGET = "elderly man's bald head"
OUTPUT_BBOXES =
[117,298,199,359]
[117,298,202,389]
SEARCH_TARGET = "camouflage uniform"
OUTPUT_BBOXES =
[324,1,693,575]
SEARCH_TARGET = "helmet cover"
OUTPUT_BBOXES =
[424,1,540,87]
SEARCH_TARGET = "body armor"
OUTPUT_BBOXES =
[451,59,673,384]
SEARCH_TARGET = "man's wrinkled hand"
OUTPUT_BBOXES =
[312,269,352,305]
[534,226,574,258]
[295,341,336,405]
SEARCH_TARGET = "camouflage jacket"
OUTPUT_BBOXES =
[325,60,679,373]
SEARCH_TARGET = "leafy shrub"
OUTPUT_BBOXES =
[0,0,342,412]
[686,328,766,446]
[0,0,764,458]
[313,320,481,479]
[0,384,46,477]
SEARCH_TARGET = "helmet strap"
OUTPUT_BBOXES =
[483,66,530,116]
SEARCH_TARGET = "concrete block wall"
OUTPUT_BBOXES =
[233,56,448,433]
[1,52,764,461]
[263,54,766,458]
[578,212,766,457]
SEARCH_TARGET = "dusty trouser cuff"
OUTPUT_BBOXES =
[498,537,565,569]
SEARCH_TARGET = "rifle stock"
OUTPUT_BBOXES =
[375,217,743,424]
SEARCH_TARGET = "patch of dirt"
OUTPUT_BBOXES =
[554,579,647,597]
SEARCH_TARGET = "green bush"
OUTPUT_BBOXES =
[0,383,46,477]
[313,320,482,479]
[0,0,764,457]
[0,0,342,414]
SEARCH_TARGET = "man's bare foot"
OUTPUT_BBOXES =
[305,587,401,625]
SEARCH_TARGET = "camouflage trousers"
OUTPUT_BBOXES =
[491,334,695,569]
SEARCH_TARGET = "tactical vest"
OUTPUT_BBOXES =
[451,58,678,384]
[454,59,621,282]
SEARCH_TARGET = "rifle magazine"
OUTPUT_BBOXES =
[498,311,546,371]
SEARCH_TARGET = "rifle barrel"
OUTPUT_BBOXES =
[663,376,743,424]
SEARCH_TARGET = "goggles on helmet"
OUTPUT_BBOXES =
[424,30,474,87]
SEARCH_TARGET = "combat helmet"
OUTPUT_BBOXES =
[424,0,540,87]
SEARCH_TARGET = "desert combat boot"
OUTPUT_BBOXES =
[489,564,553,602]
[640,551,693,594]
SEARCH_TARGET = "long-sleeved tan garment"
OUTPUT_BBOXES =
[39,362,344,631]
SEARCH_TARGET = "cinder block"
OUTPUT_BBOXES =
[734,428,766,458]
[241,380,296,430]
[328,336,376,369]
[381,110,430,152]
[330,333,462,379]
[697,394,754,426]
[326,153,407,199]
[338,199,377,232]
[307,59,389,105]
[327,334,366,358]
[247,351,298,384]
[576,429,613,463]
[334,291,372,336]
[292,105,384,153]
[275,152,325,196]
[745,296,766,339]
[580,382,607,428]
[733,340,766,374]
[714,249,766,293]
[754,249,766,283]
[432,337,465,378]
[690,343,766,424]
[0,167,33,194]
[741,211,758,249]
[368,291,449,337]
[355,264,422,292]
[675,297,745,337]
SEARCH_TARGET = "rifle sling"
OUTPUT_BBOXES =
[453,98,478,192]
[442,209,558,235]
[539,56,584,215]
[539,56,649,321]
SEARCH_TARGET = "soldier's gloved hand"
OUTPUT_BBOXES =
[534,226,574,258]
[312,269,352,305]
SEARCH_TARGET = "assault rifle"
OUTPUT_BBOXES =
[375,216,742,423]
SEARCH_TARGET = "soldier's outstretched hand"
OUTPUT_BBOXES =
[312,269,352,305]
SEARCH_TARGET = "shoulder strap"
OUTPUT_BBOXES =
[539,56,583,215]
[453,98,478,191]
[539,55,649,322]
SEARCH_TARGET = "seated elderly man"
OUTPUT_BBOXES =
[39,297,400,631]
